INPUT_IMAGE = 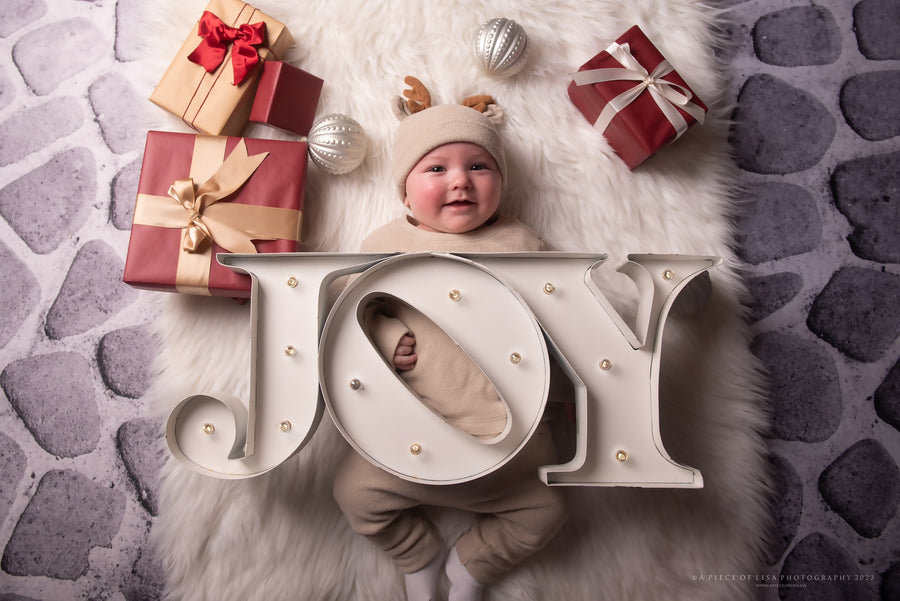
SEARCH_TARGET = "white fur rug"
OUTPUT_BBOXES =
[137,1,771,600]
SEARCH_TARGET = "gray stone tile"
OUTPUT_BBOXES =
[818,439,900,538]
[765,454,802,565]
[45,239,137,339]
[840,71,900,142]
[0,431,26,526]
[0,351,100,457]
[779,532,876,600]
[832,150,900,263]
[733,182,822,264]
[12,18,106,95]
[745,272,803,322]
[0,0,47,38]
[114,0,144,63]
[111,156,142,230]
[0,98,83,167]
[98,325,155,398]
[807,266,900,362]
[88,72,147,154]
[116,417,165,516]
[120,547,165,601]
[853,0,900,60]
[730,74,835,174]
[874,358,900,432]
[0,239,39,348]
[0,469,125,580]
[0,147,96,254]
[753,6,841,67]
[750,331,841,442]
[0,64,14,111]
[883,563,900,601]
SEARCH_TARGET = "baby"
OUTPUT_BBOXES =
[332,80,567,601]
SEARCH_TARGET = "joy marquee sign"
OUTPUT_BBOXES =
[166,252,718,488]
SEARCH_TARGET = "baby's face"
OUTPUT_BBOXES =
[404,142,501,233]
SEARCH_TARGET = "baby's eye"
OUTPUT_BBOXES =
[427,165,446,173]
[470,163,488,171]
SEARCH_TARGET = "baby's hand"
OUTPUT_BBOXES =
[393,334,417,371]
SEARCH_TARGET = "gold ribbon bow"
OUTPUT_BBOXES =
[139,139,274,254]
[166,139,269,254]
[572,41,706,138]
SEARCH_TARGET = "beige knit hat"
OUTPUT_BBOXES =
[391,77,506,200]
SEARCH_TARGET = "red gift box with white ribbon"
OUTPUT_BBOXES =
[567,25,707,169]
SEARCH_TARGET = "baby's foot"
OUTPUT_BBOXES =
[446,546,484,601]
[404,549,444,601]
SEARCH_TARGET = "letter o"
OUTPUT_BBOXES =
[319,253,550,484]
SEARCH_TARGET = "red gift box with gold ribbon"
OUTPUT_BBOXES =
[123,131,305,297]
[567,25,707,169]
[149,0,293,136]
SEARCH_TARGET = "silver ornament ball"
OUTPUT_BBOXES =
[307,114,368,175]
[473,18,529,78]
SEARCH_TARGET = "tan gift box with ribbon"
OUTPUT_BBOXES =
[567,25,707,169]
[123,131,305,297]
[149,0,293,136]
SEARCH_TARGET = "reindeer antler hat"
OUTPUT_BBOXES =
[391,76,507,201]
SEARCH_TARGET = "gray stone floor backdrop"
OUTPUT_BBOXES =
[0,0,897,599]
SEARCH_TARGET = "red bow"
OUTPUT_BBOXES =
[187,11,267,86]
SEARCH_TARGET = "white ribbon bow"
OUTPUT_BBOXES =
[572,41,706,138]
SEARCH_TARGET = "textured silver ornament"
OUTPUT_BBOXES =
[306,114,368,175]
[473,18,529,78]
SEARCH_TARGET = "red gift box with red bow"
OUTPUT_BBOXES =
[567,25,707,169]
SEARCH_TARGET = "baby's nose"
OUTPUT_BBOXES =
[450,169,471,187]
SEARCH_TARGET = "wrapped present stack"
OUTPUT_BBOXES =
[149,0,296,136]
[567,25,707,169]
[124,0,366,297]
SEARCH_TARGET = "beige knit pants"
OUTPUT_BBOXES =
[332,424,567,584]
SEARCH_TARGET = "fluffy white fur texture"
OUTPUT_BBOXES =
[137,1,772,599]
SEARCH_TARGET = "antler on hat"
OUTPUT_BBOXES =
[402,76,432,114]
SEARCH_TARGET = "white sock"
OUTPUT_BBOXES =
[445,546,483,601]
[404,550,444,601]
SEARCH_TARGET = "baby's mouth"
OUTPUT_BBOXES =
[445,200,474,207]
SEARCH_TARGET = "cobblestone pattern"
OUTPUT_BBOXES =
[722,0,900,598]
[0,0,897,599]
[0,0,164,598]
